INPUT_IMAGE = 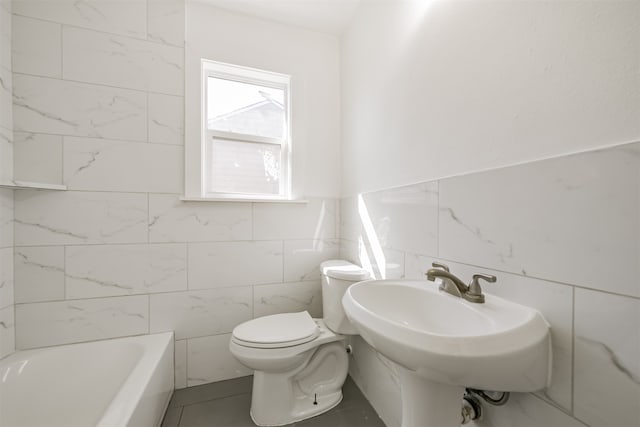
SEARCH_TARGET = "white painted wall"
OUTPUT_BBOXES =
[341,0,640,196]
[185,1,341,198]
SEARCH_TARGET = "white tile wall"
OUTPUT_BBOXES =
[188,241,283,289]
[0,247,13,308]
[13,74,147,141]
[148,195,251,243]
[174,338,187,389]
[0,0,10,69]
[148,93,184,145]
[0,126,12,183]
[14,246,65,303]
[253,281,322,318]
[65,244,187,298]
[62,27,183,95]
[574,289,640,427]
[186,333,252,387]
[253,198,337,240]
[14,190,148,245]
[147,0,185,47]
[12,0,147,39]
[0,305,15,358]
[0,0,12,352]
[16,295,149,349]
[283,239,339,282]
[12,15,61,77]
[0,183,11,339]
[351,242,405,280]
[340,141,640,427]
[0,0,10,236]
[439,145,640,298]
[361,182,438,255]
[0,0,10,188]
[0,65,12,131]
[0,189,13,247]
[149,287,252,339]
[468,393,587,427]
[13,132,63,184]
[63,137,183,193]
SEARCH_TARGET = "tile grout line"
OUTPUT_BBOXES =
[11,12,184,49]
[7,129,184,147]
[175,406,183,427]
[13,71,184,98]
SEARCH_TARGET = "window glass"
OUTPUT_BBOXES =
[207,77,285,139]
[208,139,281,195]
[202,60,290,199]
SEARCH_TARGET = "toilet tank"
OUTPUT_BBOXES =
[321,260,371,334]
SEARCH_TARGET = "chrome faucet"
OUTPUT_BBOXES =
[425,263,496,303]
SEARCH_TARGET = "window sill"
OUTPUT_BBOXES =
[180,196,308,204]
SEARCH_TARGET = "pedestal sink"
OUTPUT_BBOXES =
[342,279,551,427]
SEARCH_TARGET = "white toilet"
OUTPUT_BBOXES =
[229,260,371,426]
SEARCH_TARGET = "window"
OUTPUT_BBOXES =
[201,60,291,200]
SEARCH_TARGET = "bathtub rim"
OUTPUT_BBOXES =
[1,332,175,427]
[97,332,175,427]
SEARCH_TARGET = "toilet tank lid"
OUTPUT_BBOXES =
[232,311,319,345]
[321,260,371,281]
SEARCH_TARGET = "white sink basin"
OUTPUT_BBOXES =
[342,279,551,427]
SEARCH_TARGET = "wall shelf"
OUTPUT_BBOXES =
[0,181,67,191]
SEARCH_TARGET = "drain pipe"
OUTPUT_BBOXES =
[460,389,511,424]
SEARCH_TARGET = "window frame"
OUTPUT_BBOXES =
[201,59,292,201]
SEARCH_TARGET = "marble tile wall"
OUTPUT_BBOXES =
[0,188,14,359]
[340,142,640,427]
[10,0,340,389]
[0,0,14,360]
[0,0,12,183]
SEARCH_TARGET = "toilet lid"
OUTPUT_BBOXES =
[232,311,320,349]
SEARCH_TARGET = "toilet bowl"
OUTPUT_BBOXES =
[228,260,370,426]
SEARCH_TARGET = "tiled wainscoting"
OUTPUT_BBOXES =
[340,142,640,427]
[0,188,13,359]
[13,193,339,387]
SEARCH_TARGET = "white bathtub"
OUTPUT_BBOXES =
[0,332,174,427]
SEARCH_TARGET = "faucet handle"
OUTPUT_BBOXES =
[471,274,497,285]
[431,262,450,272]
[466,274,497,304]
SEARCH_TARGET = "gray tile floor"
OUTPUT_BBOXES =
[162,375,387,427]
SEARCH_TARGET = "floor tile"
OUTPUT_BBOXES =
[167,374,386,427]
[336,376,369,410]
[291,406,386,427]
[170,375,253,408]
[179,393,254,427]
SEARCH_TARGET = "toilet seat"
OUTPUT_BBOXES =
[232,312,320,349]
